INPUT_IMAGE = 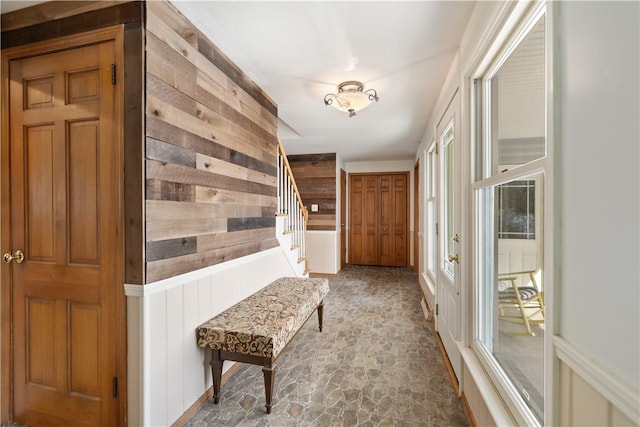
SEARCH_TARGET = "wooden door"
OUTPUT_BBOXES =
[349,173,407,267]
[392,174,408,267]
[380,174,407,267]
[363,175,378,265]
[436,91,462,381]
[340,169,346,268]
[4,30,123,426]
[349,175,365,264]
[349,174,379,265]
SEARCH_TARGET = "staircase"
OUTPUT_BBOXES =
[276,138,309,277]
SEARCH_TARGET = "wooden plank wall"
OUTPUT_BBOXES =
[287,153,337,231]
[145,1,279,282]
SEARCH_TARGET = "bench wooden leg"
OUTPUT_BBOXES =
[210,349,223,404]
[262,360,276,414]
[317,300,324,332]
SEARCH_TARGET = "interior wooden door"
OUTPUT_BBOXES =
[379,174,408,267]
[363,175,378,265]
[340,169,346,268]
[350,173,407,267]
[4,31,122,426]
[349,175,365,264]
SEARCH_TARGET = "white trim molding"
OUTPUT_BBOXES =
[554,335,640,423]
[124,247,283,297]
[461,346,518,426]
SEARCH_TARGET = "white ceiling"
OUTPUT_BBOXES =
[1,0,478,162]
[172,1,477,162]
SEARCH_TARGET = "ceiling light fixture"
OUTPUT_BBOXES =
[324,81,379,118]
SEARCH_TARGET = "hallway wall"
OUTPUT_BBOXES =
[415,1,640,425]
[144,1,280,283]
[126,248,295,426]
[555,1,639,424]
[128,2,300,424]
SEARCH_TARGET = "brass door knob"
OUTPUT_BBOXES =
[3,250,24,264]
[447,253,459,264]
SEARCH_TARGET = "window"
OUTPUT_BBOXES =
[425,141,437,279]
[498,180,535,240]
[473,7,547,425]
[441,122,455,278]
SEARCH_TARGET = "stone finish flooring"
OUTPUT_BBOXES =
[186,265,469,426]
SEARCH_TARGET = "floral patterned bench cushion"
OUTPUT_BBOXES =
[197,277,329,359]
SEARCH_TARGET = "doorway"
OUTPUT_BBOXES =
[349,172,408,267]
[436,91,463,383]
[340,168,346,269]
[1,27,125,426]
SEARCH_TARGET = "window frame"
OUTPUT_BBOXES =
[425,140,438,285]
[468,2,554,426]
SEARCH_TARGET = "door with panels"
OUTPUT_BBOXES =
[436,91,463,383]
[349,173,407,267]
[2,28,124,426]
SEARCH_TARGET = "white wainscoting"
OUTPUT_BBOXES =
[305,230,339,275]
[555,336,639,426]
[125,247,296,427]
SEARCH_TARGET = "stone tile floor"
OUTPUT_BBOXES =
[186,265,469,426]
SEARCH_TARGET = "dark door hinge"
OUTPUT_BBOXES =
[111,64,116,85]
[436,303,439,316]
[113,377,118,397]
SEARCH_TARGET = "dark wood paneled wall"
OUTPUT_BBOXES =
[144,1,279,282]
[288,153,336,231]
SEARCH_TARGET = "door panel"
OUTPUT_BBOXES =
[379,175,392,264]
[392,175,407,267]
[437,91,462,382]
[349,175,364,264]
[349,173,407,267]
[364,175,378,265]
[7,36,121,426]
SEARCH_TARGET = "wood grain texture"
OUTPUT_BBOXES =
[146,238,278,283]
[146,237,197,262]
[350,173,408,267]
[1,1,131,32]
[288,153,337,231]
[1,2,142,48]
[143,1,281,282]
[0,0,144,289]
[123,20,144,285]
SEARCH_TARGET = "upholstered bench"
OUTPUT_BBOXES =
[196,277,329,413]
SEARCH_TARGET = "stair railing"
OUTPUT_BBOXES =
[276,138,308,269]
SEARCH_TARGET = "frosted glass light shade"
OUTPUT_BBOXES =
[324,81,378,117]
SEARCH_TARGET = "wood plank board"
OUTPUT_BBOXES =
[146,238,278,282]
[146,218,227,242]
[146,200,263,221]
[195,186,276,208]
[1,1,135,32]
